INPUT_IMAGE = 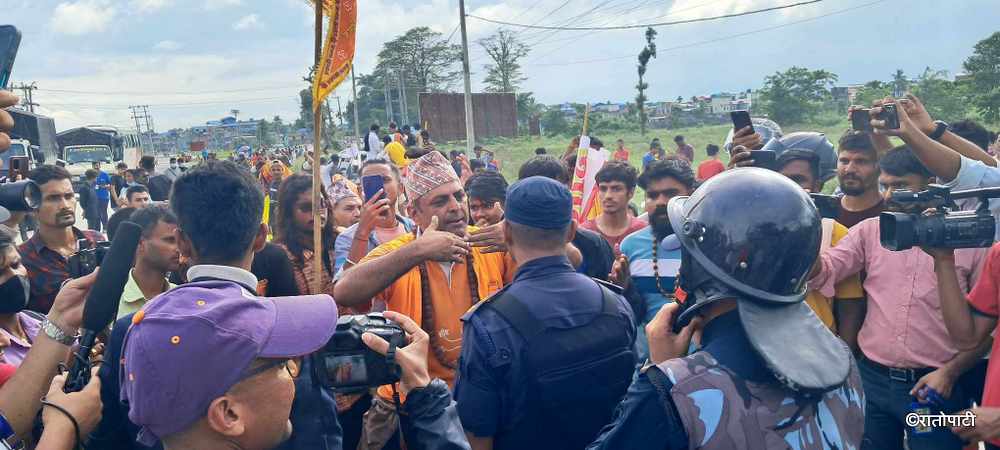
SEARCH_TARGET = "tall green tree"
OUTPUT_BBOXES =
[540,108,570,136]
[635,27,657,136]
[479,29,530,93]
[963,31,1000,123]
[911,67,969,121]
[892,69,909,97]
[346,27,462,127]
[853,80,892,107]
[756,67,838,125]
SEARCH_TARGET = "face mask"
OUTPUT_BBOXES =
[0,275,30,314]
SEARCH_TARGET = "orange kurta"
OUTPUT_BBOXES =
[359,227,515,399]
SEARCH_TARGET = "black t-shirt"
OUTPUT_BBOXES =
[111,174,127,198]
[251,242,300,296]
[146,173,173,202]
[837,199,885,228]
[572,228,615,281]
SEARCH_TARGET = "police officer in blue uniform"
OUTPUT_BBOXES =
[589,168,865,450]
[454,176,637,450]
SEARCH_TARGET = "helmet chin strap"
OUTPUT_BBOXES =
[675,252,741,331]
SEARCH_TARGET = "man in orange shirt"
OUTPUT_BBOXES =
[334,151,516,448]
[697,144,726,181]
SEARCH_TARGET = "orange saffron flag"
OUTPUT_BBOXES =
[312,0,357,112]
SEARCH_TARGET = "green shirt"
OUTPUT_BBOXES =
[117,269,176,320]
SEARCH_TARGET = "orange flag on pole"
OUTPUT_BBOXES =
[312,0,357,112]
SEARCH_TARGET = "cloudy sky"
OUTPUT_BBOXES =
[4,0,996,132]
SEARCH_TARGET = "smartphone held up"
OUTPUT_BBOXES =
[0,25,21,91]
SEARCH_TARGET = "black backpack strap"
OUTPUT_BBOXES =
[597,282,618,315]
[489,280,619,341]
[488,290,546,340]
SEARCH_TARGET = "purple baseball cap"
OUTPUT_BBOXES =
[120,280,337,445]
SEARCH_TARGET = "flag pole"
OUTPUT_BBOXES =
[312,1,324,294]
[581,103,591,136]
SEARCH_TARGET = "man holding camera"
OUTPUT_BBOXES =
[864,95,1000,449]
[19,165,104,314]
[92,161,343,449]
[456,176,637,450]
[808,146,989,450]
[335,151,516,449]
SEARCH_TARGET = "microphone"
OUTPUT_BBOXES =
[64,221,143,393]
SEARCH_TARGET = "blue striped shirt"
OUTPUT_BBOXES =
[619,226,683,361]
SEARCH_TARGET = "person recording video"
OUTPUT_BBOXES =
[808,146,991,450]
[92,160,464,450]
[20,165,105,315]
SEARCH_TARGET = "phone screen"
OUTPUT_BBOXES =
[730,110,754,133]
[361,175,385,202]
[0,25,22,90]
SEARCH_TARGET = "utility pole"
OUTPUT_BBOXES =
[351,69,361,143]
[12,82,38,113]
[129,105,147,154]
[458,0,476,155]
[334,96,344,127]
[383,77,393,125]
[397,70,409,125]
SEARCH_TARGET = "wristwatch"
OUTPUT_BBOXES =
[40,318,78,346]
[929,120,949,141]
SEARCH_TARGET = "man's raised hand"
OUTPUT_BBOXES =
[416,216,470,263]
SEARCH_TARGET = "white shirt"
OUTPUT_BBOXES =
[941,155,1000,240]
[367,131,385,159]
[187,264,259,293]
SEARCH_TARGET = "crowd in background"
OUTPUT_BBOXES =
[2,85,1000,450]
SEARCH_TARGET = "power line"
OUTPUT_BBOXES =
[43,95,295,109]
[527,0,888,67]
[35,84,304,96]
[445,23,461,43]
[467,0,822,30]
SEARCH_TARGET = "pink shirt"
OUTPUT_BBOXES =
[810,217,986,369]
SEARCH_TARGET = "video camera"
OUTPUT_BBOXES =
[68,239,111,278]
[880,184,999,251]
[0,179,40,211]
[311,312,406,392]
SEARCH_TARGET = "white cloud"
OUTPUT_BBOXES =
[50,0,117,36]
[130,0,171,14]
[205,0,243,11]
[232,13,260,30]
[153,40,181,50]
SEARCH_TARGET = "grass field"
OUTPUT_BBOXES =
[433,119,853,204]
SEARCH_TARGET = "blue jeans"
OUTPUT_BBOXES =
[859,358,966,450]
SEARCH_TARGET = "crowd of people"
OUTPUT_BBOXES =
[1,84,1000,450]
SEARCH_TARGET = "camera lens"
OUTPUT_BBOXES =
[0,180,42,211]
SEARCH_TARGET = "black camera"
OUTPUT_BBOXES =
[810,193,840,219]
[68,240,111,278]
[0,179,40,211]
[311,313,406,392]
[880,185,998,251]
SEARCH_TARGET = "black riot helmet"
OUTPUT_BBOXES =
[668,168,850,392]
[761,132,837,184]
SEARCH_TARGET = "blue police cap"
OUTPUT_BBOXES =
[504,176,573,230]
